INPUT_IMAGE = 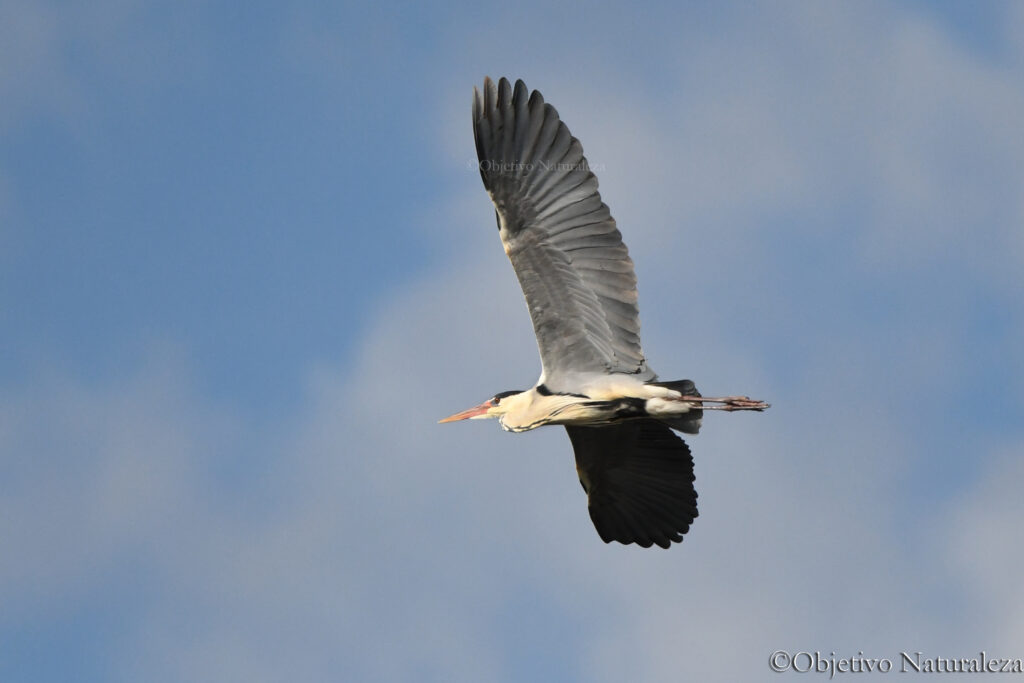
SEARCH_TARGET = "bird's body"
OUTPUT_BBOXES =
[445,375,699,433]
[442,77,768,549]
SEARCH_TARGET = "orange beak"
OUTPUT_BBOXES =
[438,400,493,423]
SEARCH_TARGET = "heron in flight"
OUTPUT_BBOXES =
[441,77,769,549]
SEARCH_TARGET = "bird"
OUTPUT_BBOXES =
[440,77,769,549]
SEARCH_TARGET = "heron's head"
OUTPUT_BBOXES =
[438,389,527,423]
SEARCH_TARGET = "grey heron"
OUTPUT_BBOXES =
[441,77,769,549]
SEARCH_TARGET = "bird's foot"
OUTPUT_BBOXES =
[678,395,770,412]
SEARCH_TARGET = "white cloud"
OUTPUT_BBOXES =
[947,443,1024,651]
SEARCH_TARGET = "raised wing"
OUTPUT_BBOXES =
[472,77,652,390]
[566,420,698,549]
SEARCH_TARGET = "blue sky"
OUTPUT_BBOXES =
[2,1,1023,681]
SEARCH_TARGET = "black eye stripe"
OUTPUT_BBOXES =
[492,389,522,403]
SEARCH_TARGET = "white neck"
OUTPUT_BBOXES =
[495,388,589,432]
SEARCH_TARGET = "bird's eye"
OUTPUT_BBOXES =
[492,389,521,404]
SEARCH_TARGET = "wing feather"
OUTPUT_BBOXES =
[567,420,698,549]
[473,77,652,388]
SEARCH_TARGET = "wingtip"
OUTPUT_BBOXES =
[496,77,512,109]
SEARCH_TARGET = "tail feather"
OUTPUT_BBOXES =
[649,379,703,434]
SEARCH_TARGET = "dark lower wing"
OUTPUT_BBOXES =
[566,420,698,549]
